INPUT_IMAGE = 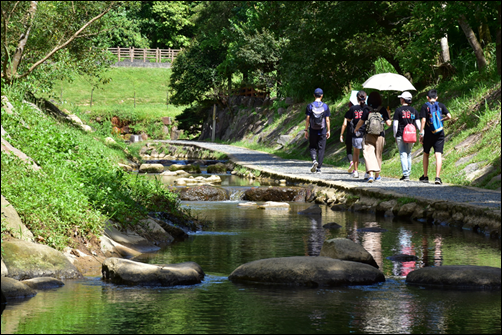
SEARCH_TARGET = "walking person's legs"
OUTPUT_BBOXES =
[363,134,380,182]
[374,136,385,180]
[316,135,327,171]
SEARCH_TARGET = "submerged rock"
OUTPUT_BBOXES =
[323,222,342,229]
[320,238,379,268]
[298,204,322,215]
[2,239,82,280]
[406,265,501,289]
[1,277,37,299]
[228,256,384,287]
[102,258,203,286]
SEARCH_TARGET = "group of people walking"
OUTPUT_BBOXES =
[305,88,451,184]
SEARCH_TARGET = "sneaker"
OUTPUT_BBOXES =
[310,160,318,173]
[316,169,322,174]
[367,176,374,183]
[435,177,442,185]
[375,176,381,182]
[364,173,369,181]
[419,175,429,183]
[347,161,354,173]
[352,170,359,178]
[400,175,410,181]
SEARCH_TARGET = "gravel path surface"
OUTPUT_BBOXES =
[163,140,501,209]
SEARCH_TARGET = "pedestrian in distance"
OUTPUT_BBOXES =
[393,91,421,181]
[342,91,367,179]
[419,89,451,185]
[340,100,354,173]
[304,88,331,174]
[354,91,391,183]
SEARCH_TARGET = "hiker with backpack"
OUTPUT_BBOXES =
[341,91,368,179]
[304,88,331,174]
[354,92,391,183]
[419,89,451,185]
[393,91,421,181]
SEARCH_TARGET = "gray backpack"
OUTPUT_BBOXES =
[365,106,384,135]
[310,102,326,129]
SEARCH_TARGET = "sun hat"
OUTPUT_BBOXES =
[397,91,412,100]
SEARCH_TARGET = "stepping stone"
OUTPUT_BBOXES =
[406,265,501,289]
[228,256,385,287]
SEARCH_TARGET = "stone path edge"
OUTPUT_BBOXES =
[160,140,501,237]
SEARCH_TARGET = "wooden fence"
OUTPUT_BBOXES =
[108,47,182,63]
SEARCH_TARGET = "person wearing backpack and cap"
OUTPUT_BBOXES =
[304,88,331,173]
[393,91,421,181]
[354,91,391,183]
[419,89,451,185]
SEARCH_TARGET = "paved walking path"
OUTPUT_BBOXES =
[163,140,501,210]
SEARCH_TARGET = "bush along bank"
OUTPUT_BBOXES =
[1,89,203,277]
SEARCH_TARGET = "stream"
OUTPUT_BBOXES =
[1,161,500,334]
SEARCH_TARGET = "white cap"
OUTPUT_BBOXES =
[397,91,412,100]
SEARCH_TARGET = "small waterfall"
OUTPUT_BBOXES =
[227,187,247,201]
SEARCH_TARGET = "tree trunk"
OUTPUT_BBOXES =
[90,87,94,107]
[497,4,501,75]
[440,35,451,63]
[4,1,38,84]
[458,14,487,72]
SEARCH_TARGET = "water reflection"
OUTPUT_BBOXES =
[302,217,325,256]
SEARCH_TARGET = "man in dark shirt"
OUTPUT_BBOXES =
[419,89,451,185]
[304,88,331,173]
[342,91,367,178]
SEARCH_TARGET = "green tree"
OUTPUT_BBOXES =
[1,1,117,87]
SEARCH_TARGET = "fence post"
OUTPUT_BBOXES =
[156,48,159,63]
[117,47,121,62]
[130,47,134,62]
[143,49,146,63]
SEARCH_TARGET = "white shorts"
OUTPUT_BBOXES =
[352,137,364,150]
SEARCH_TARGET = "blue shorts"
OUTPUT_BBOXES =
[352,137,364,150]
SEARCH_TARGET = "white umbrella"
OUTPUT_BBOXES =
[363,73,416,92]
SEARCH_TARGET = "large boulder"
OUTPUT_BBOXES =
[244,187,307,202]
[1,195,34,242]
[139,163,165,173]
[179,185,229,201]
[2,239,82,280]
[206,162,228,174]
[228,256,385,287]
[406,265,501,289]
[104,223,161,254]
[1,277,37,299]
[320,238,379,268]
[102,258,203,286]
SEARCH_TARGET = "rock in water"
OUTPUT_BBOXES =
[406,265,501,289]
[320,238,379,268]
[102,258,203,286]
[228,256,384,287]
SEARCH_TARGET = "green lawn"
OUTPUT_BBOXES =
[53,67,185,121]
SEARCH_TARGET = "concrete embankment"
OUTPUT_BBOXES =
[154,140,501,238]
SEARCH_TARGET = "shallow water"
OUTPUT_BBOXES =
[2,201,500,334]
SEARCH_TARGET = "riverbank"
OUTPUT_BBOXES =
[157,140,501,238]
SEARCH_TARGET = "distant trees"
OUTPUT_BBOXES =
[169,1,501,105]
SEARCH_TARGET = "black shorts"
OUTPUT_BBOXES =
[423,132,445,154]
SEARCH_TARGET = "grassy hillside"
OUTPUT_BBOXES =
[1,84,186,250]
[224,70,501,190]
[47,67,186,139]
